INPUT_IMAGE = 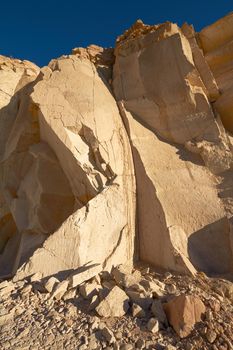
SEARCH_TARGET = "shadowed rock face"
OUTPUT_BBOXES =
[0,16,233,281]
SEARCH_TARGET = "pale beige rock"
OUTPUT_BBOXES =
[163,294,206,338]
[113,21,233,276]
[182,22,220,102]
[3,53,136,281]
[44,277,59,293]
[89,294,100,311]
[0,281,14,297]
[147,318,159,333]
[140,279,165,297]
[131,303,146,318]
[0,310,15,326]
[62,288,76,301]
[30,272,42,282]
[96,286,129,317]
[79,281,99,299]
[112,264,141,288]
[69,265,102,289]
[0,16,233,282]
[51,280,69,300]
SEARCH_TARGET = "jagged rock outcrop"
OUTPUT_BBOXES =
[0,52,136,280]
[0,15,233,282]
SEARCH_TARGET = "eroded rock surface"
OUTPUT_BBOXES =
[113,18,233,277]
[0,14,233,284]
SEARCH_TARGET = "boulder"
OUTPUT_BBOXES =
[96,286,129,317]
[163,294,206,338]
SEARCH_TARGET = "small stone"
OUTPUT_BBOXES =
[140,279,165,297]
[111,264,140,288]
[165,345,176,350]
[89,294,100,310]
[101,326,116,344]
[126,289,152,310]
[120,345,134,350]
[0,281,15,297]
[206,329,217,343]
[51,280,69,300]
[147,318,159,333]
[20,284,32,294]
[44,277,59,293]
[166,284,177,294]
[205,309,213,321]
[79,282,99,299]
[164,272,172,279]
[131,303,146,318]
[30,272,42,282]
[136,338,145,349]
[0,310,14,326]
[115,331,123,340]
[62,288,76,301]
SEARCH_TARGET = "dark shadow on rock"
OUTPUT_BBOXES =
[188,217,233,278]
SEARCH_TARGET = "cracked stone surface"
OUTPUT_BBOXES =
[0,14,233,289]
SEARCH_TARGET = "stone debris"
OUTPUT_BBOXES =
[0,266,231,349]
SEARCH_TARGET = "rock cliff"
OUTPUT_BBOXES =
[0,14,233,283]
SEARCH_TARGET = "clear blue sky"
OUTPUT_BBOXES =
[1,1,232,67]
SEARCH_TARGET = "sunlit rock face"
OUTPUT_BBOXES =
[0,15,233,282]
[113,19,233,277]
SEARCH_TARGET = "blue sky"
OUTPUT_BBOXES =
[1,1,232,67]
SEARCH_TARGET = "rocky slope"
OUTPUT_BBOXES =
[0,12,233,350]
